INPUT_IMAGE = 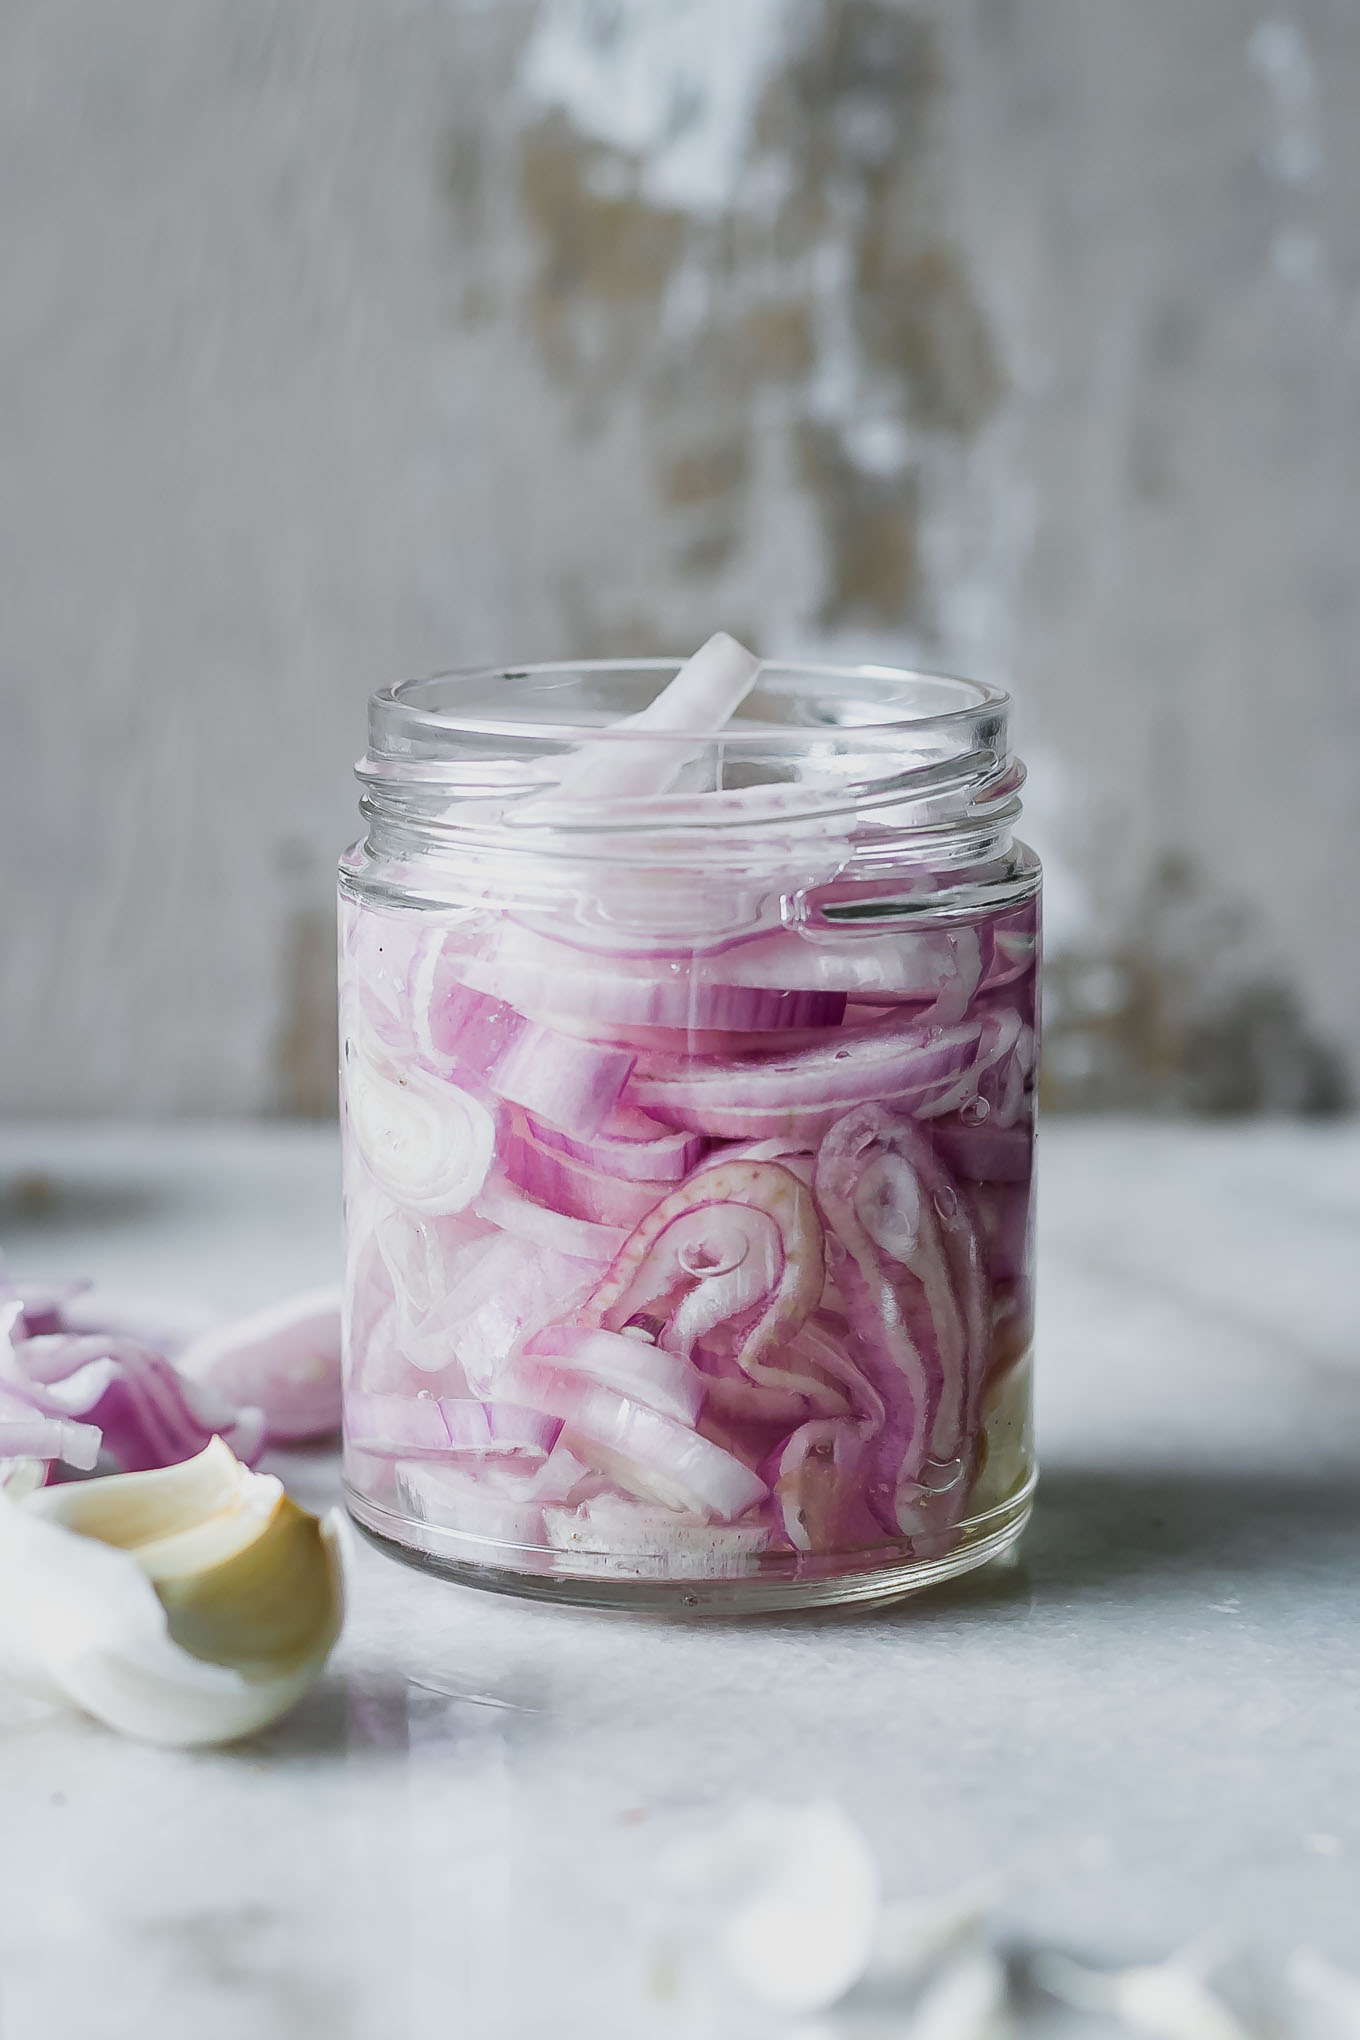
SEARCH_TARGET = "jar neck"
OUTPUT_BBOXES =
[348,658,1033,930]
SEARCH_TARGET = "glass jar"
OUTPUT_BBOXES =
[338,657,1039,1611]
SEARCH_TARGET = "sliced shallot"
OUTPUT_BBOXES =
[346,1393,560,1460]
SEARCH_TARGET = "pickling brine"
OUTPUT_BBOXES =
[340,638,1039,1609]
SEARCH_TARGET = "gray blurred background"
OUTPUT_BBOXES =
[2,0,1356,1120]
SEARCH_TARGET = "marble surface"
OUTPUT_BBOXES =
[0,1120,1357,2037]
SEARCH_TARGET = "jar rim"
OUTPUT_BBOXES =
[373,658,1009,751]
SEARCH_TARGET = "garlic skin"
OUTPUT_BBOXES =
[0,1439,343,1746]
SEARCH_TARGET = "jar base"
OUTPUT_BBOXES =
[343,1475,1036,1614]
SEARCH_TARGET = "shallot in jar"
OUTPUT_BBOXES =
[339,637,1038,1609]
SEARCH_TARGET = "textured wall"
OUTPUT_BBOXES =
[1,0,1356,1116]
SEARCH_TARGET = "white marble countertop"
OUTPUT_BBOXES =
[0,1120,1357,2037]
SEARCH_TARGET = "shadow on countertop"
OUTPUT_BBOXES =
[899,1461,1360,1625]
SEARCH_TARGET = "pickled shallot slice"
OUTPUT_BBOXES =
[396,1442,591,1547]
[369,1202,493,1342]
[345,1393,560,1460]
[912,1009,1028,1126]
[978,902,1038,992]
[630,1020,980,1139]
[682,924,981,1008]
[489,1026,635,1139]
[544,1495,771,1576]
[395,1231,606,1388]
[529,1105,702,1184]
[498,1360,765,1520]
[581,1161,823,1393]
[502,1124,672,1231]
[343,901,431,1054]
[475,1180,629,1266]
[560,1412,764,1521]
[775,1422,895,1556]
[814,1108,988,1508]
[517,1325,705,1426]
[930,1121,1032,1184]
[409,952,638,1135]
[346,1039,497,1216]
[460,940,847,1036]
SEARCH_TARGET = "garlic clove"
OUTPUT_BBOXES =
[0,1438,343,1745]
[26,1433,250,1548]
[146,1490,341,1683]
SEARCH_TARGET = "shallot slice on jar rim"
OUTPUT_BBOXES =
[525,631,762,809]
